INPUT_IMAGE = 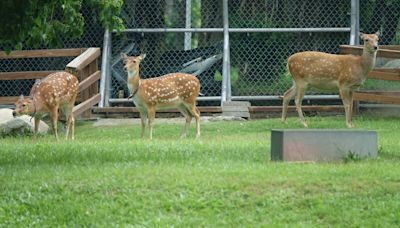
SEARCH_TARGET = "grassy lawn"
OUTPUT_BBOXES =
[1,115,400,226]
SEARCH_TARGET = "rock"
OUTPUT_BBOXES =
[382,59,400,68]
[0,108,49,137]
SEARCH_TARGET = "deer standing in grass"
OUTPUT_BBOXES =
[122,53,201,139]
[282,32,380,128]
[13,72,79,140]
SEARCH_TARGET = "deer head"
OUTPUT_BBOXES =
[121,53,146,78]
[13,95,35,117]
[359,31,380,54]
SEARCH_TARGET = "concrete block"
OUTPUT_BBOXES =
[271,129,377,162]
[222,101,250,118]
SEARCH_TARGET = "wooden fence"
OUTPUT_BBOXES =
[0,48,101,118]
[340,45,400,106]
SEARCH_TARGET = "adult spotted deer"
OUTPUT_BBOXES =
[13,72,79,140]
[282,32,380,128]
[122,53,201,139]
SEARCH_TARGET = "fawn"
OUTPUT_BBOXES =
[282,32,380,128]
[13,72,79,140]
[122,53,201,139]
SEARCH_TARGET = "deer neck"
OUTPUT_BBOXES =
[127,68,141,93]
[361,46,377,76]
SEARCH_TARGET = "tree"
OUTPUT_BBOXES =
[0,0,124,51]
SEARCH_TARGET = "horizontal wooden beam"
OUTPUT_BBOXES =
[368,70,400,81]
[92,106,223,113]
[358,90,400,96]
[249,105,344,112]
[73,93,101,116]
[340,45,400,59]
[66,48,101,71]
[0,96,19,104]
[0,48,86,59]
[78,71,100,93]
[374,45,400,51]
[0,71,57,80]
[354,92,400,105]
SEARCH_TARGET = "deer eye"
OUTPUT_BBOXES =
[365,39,369,42]
[22,104,26,107]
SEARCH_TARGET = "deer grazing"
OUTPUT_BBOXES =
[12,72,79,140]
[282,32,380,128]
[122,53,201,139]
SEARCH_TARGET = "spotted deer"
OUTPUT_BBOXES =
[282,32,380,128]
[122,53,201,139]
[12,72,79,140]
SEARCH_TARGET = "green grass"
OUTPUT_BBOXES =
[1,116,400,226]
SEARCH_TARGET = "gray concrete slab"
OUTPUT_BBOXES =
[271,129,377,162]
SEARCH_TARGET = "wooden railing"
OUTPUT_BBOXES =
[0,48,101,118]
[340,45,400,106]
[66,48,101,118]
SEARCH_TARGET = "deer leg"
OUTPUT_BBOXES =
[65,106,75,140]
[178,105,192,138]
[186,104,200,139]
[139,111,147,139]
[295,85,308,127]
[147,107,156,140]
[349,90,354,126]
[70,115,75,140]
[50,106,59,140]
[63,106,72,140]
[282,85,296,123]
[340,88,353,128]
[33,116,40,140]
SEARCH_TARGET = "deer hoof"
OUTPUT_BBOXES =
[301,122,308,128]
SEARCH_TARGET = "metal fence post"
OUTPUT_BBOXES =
[221,0,231,103]
[184,0,192,50]
[350,0,360,45]
[99,28,112,107]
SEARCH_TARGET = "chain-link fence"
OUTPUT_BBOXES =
[2,0,400,107]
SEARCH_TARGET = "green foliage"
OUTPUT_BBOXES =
[0,0,124,51]
[344,151,362,163]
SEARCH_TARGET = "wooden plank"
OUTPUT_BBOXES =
[379,45,400,51]
[0,71,56,80]
[73,94,101,117]
[78,71,100,93]
[92,106,222,113]
[0,48,86,59]
[358,90,400,96]
[373,68,400,73]
[368,71,400,81]
[249,105,344,112]
[353,92,400,105]
[88,61,99,104]
[340,45,400,59]
[66,48,101,71]
[79,65,92,118]
[0,96,20,104]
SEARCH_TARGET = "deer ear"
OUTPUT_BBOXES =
[121,53,128,62]
[359,32,365,39]
[139,53,146,61]
[375,31,381,37]
[19,94,24,100]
